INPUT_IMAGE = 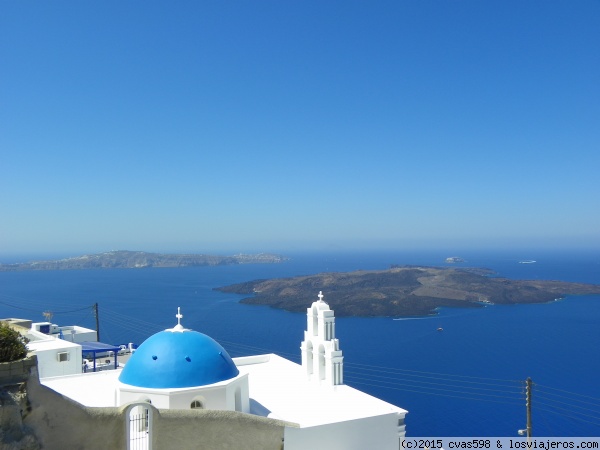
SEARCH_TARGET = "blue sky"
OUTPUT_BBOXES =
[1,1,599,257]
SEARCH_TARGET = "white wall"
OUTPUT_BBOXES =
[119,387,168,408]
[284,413,401,450]
[35,344,82,378]
[58,327,97,343]
[32,322,97,343]
[118,374,250,413]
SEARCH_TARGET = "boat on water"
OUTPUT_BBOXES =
[518,260,536,264]
[437,327,443,332]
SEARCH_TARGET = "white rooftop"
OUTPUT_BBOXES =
[41,353,406,428]
[27,337,81,352]
[237,354,406,427]
[42,370,121,407]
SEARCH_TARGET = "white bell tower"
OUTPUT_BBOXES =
[300,291,344,386]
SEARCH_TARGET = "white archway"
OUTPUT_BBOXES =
[126,401,153,450]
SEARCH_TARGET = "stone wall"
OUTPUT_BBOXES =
[24,372,125,449]
[0,357,41,450]
[154,408,290,449]
[2,356,293,449]
[0,384,40,449]
[0,355,37,385]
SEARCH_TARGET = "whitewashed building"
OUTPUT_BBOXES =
[2,318,91,378]
[39,293,408,449]
[31,321,97,343]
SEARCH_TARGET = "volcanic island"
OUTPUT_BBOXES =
[215,266,600,317]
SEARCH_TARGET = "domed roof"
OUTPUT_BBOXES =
[118,309,239,389]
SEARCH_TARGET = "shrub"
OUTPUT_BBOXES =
[0,322,29,363]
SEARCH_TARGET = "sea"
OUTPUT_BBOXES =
[1,249,599,437]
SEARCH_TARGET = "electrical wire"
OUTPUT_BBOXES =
[344,371,522,397]
[344,377,524,405]
[0,293,87,311]
[535,391,600,415]
[0,299,93,315]
[535,399,600,424]
[345,362,522,389]
[344,373,523,401]
[2,294,596,429]
[535,405,600,428]
[345,361,523,384]
[535,383,600,403]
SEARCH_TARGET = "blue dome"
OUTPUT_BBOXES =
[118,329,239,389]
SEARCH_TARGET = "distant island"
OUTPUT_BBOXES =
[445,256,466,263]
[215,266,600,317]
[0,250,289,271]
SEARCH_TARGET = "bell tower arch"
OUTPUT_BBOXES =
[300,291,344,386]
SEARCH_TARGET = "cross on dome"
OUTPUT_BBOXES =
[166,306,188,332]
[318,291,324,302]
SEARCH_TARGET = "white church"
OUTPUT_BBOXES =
[12,292,407,449]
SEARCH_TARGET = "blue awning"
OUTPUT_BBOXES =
[80,341,121,353]
[80,341,121,372]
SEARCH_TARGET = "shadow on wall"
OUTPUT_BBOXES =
[6,358,294,450]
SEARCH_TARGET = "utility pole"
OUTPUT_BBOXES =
[518,377,533,443]
[93,302,100,342]
[526,377,532,443]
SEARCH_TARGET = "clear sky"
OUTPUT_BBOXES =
[1,1,599,257]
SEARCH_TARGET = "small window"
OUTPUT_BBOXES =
[57,352,69,362]
[190,400,203,409]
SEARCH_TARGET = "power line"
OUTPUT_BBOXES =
[535,404,600,428]
[0,299,93,315]
[535,383,600,403]
[535,392,600,415]
[0,293,88,311]
[344,372,522,401]
[535,399,600,424]
[4,297,597,430]
[94,305,584,417]
[0,299,50,313]
[345,361,522,385]
[344,377,523,406]
[343,369,522,396]
[345,365,521,391]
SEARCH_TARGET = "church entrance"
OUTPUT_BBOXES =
[126,402,153,450]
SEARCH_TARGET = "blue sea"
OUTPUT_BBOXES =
[1,249,599,437]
